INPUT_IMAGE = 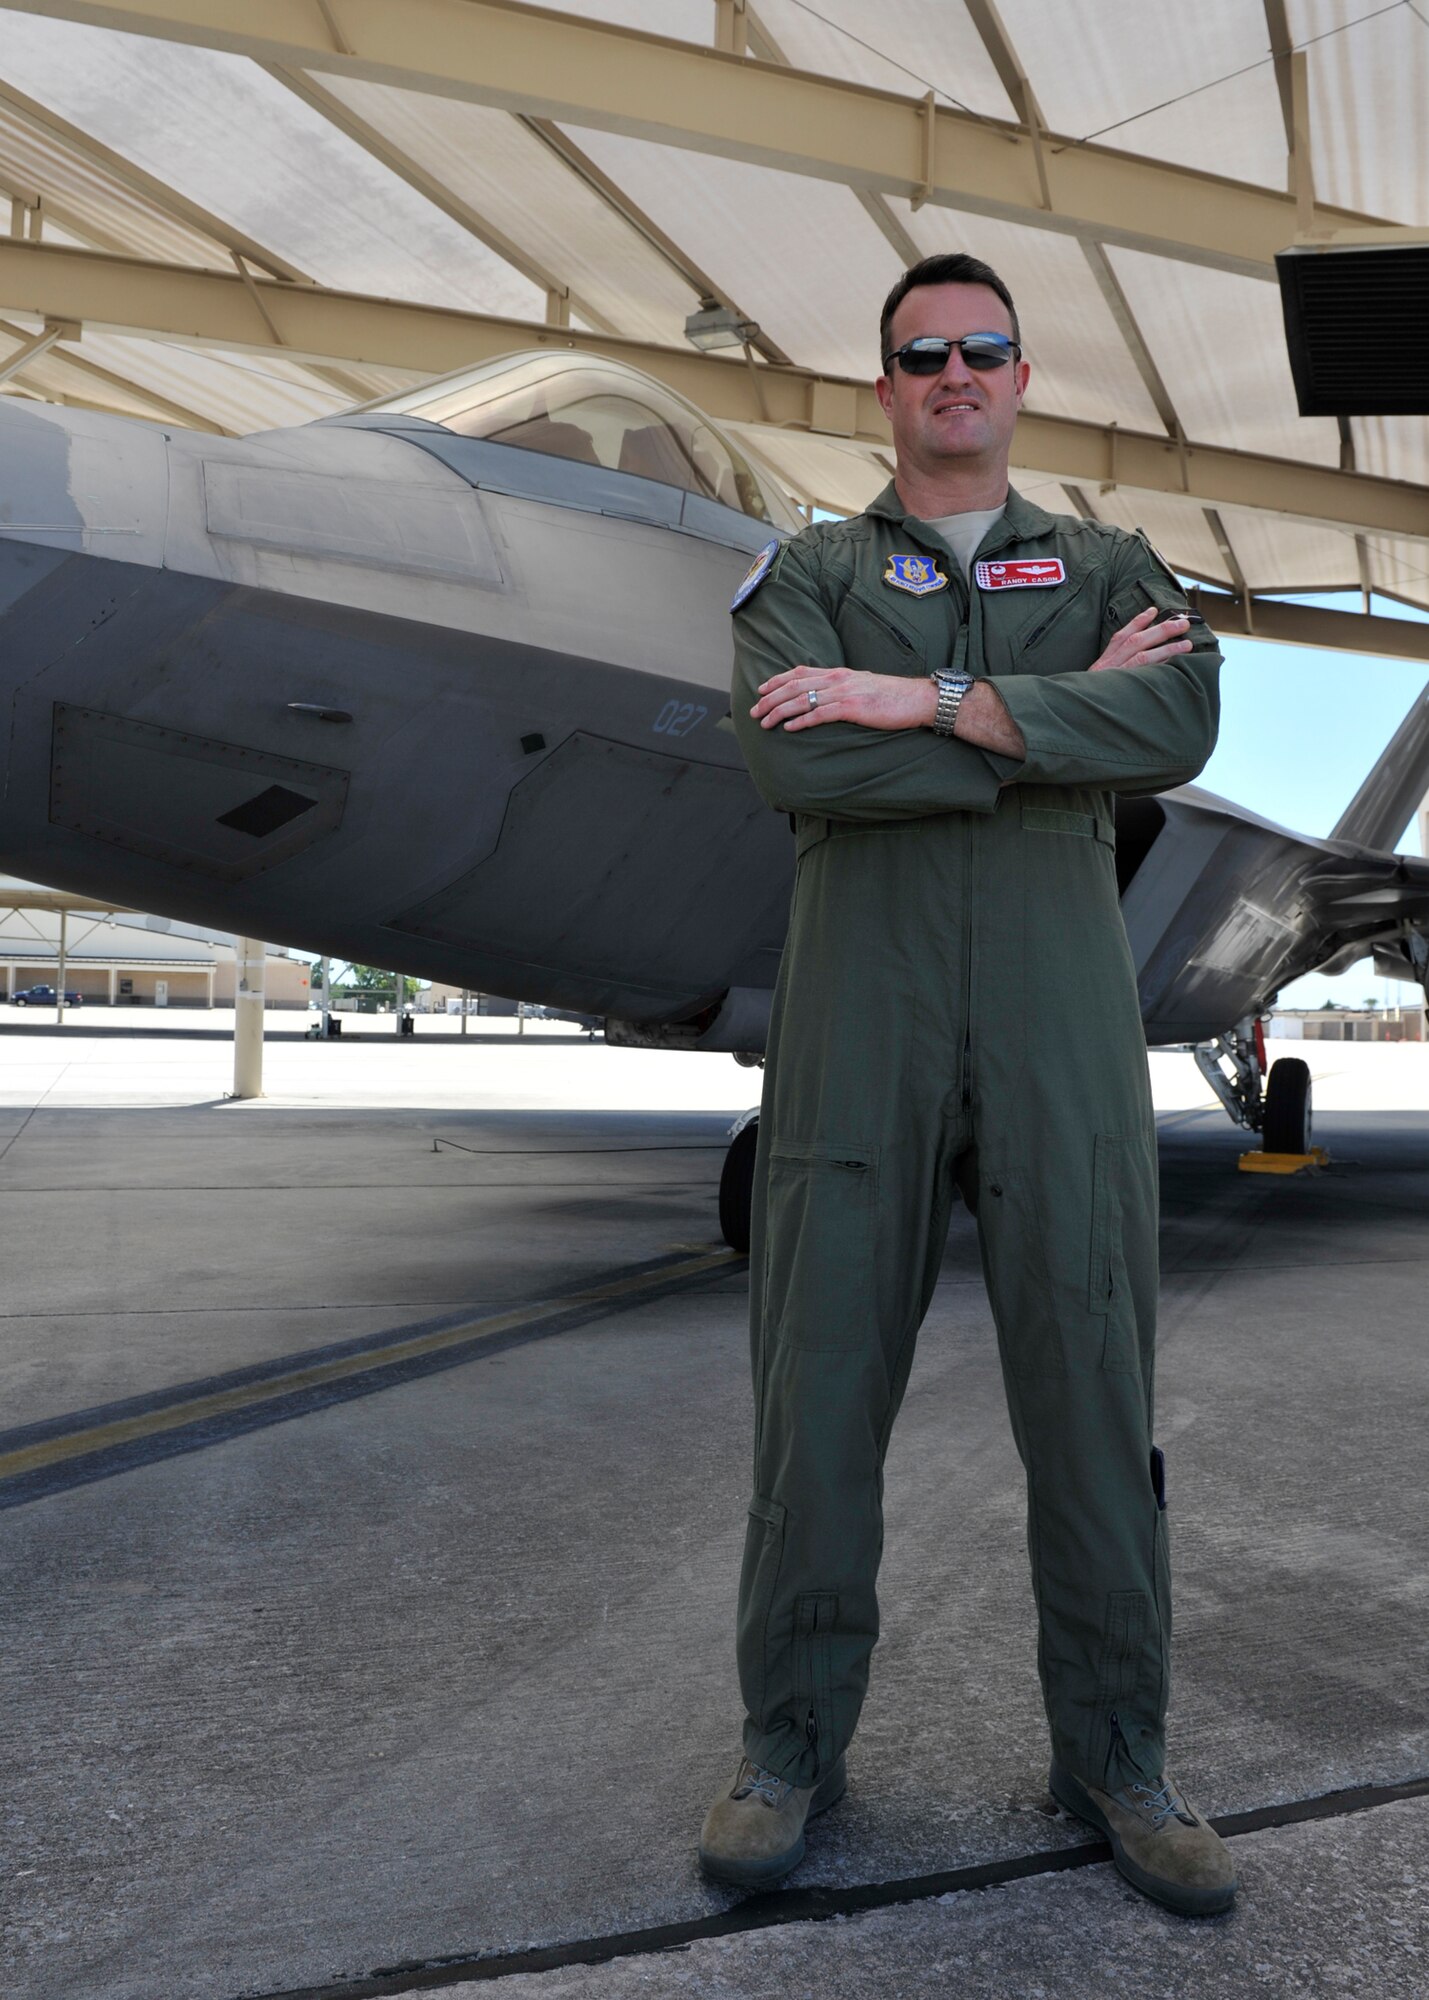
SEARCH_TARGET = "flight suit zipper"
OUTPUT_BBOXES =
[956,564,976,1119]
[795,1592,836,1778]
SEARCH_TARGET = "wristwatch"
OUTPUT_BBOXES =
[929,669,974,737]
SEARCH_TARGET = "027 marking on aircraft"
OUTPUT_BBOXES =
[653,700,709,738]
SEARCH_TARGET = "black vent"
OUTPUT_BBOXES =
[1277,243,1429,415]
[217,784,318,838]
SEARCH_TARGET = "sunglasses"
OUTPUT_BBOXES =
[882,333,1021,375]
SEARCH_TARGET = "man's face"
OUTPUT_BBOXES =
[875,281,1029,476]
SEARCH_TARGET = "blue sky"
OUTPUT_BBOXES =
[1193,590,1428,1010]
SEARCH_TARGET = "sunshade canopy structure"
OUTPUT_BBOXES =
[0,0,1426,657]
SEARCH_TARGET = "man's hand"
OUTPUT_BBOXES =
[749,607,1197,741]
[751,666,936,733]
[1089,605,1193,672]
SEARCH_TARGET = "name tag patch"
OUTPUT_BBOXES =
[975,558,1066,590]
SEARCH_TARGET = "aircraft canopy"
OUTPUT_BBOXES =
[366,350,800,531]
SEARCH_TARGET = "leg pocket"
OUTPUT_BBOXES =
[763,1138,879,1353]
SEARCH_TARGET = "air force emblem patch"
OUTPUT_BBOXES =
[731,538,780,611]
[884,552,948,596]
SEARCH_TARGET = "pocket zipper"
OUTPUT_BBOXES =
[1023,570,1094,653]
[849,589,916,653]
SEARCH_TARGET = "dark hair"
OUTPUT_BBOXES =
[879,253,1021,364]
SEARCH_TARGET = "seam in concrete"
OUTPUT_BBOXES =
[243,1772,1429,2000]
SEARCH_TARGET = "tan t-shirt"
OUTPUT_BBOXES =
[922,503,1007,578]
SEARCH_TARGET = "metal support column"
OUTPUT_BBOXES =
[55,908,68,1024]
[233,937,266,1099]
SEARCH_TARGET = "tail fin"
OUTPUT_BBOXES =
[1330,682,1429,851]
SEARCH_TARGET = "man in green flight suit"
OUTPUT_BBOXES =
[698,253,1237,1918]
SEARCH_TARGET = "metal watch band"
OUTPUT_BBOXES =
[929,671,973,738]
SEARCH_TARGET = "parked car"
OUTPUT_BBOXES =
[8,985,84,1006]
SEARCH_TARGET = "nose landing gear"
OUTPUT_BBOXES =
[1194,1018,1317,1163]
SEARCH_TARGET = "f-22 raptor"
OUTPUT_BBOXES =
[1,347,1426,1241]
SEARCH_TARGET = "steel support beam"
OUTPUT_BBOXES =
[1199,592,1429,664]
[0,316,62,382]
[0,0,1393,279]
[0,239,1424,543]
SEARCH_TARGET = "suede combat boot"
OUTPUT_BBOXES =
[1050,1762,1238,1916]
[698,1755,847,1888]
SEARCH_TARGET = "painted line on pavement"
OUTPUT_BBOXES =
[0,1246,745,1510]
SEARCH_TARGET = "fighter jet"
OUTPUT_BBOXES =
[1,347,1426,1246]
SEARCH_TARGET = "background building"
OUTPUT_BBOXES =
[0,875,309,1008]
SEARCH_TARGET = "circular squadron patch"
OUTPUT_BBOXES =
[884,551,948,596]
[730,538,781,611]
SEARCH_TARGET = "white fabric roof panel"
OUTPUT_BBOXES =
[751,0,1017,119]
[19,334,347,432]
[1352,415,1429,488]
[1077,489,1234,587]
[1364,539,1429,614]
[1212,506,1360,592]
[1106,248,1342,466]
[996,0,1290,186]
[893,202,1166,432]
[730,424,885,517]
[0,97,230,267]
[1292,0,1429,223]
[303,75,698,346]
[0,15,546,317]
[556,127,907,380]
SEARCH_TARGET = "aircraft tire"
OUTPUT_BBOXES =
[1262,1057,1312,1154]
[719,1118,759,1253]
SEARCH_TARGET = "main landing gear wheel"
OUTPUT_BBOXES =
[719,1118,759,1253]
[1262,1057,1312,1155]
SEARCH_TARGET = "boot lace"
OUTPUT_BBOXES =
[1130,1779,1193,1828]
[733,1762,788,1806]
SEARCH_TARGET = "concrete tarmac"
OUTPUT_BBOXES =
[1,1022,1426,1999]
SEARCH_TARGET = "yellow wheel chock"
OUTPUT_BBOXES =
[1237,1146,1330,1175]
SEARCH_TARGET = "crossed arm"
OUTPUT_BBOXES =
[749,604,1197,759]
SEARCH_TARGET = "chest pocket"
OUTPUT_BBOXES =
[984,563,1104,678]
[835,583,928,676]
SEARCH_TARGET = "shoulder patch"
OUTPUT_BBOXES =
[730,538,781,612]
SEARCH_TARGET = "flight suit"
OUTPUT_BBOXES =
[730,483,1221,1797]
